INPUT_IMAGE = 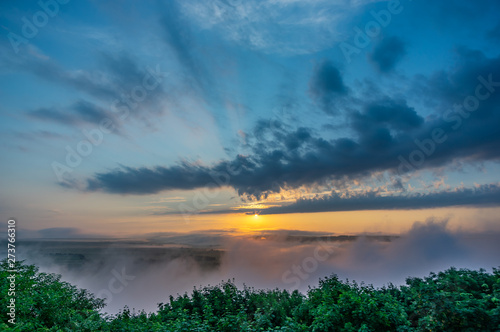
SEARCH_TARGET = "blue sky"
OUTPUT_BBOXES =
[1,0,500,235]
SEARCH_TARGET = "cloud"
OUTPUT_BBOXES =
[309,60,348,114]
[86,161,225,195]
[178,0,347,55]
[354,98,423,131]
[310,60,348,96]
[3,49,167,131]
[27,100,117,127]
[369,36,406,73]
[256,183,500,215]
[71,48,500,201]
[349,97,423,151]
[4,52,113,101]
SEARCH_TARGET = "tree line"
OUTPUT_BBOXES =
[1,260,499,331]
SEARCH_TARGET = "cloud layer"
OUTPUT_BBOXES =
[81,49,500,208]
[257,183,500,214]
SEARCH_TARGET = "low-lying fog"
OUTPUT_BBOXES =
[8,219,500,315]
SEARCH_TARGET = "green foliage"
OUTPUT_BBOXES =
[2,260,500,331]
[307,277,409,331]
[0,259,106,331]
[155,280,306,331]
[399,267,500,331]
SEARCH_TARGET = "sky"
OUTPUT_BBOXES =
[1,0,500,238]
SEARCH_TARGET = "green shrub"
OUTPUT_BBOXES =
[2,259,499,331]
[0,259,106,331]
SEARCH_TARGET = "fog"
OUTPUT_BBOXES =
[12,219,500,315]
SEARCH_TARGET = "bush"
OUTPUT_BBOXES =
[0,259,106,331]
[2,259,499,331]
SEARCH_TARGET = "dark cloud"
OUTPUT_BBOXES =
[257,183,500,215]
[309,60,348,114]
[284,127,312,150]
[252,120,312,152]
[78,49,500,201]
[357,98,424,131]
[28,100,115,127]
[3,50,167,130]
[369,36,406,73]
[350,98,423,151]
[4,52,123,102]
[86,162,219,195]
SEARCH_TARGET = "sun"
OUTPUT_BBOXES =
[252,211,261,218]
